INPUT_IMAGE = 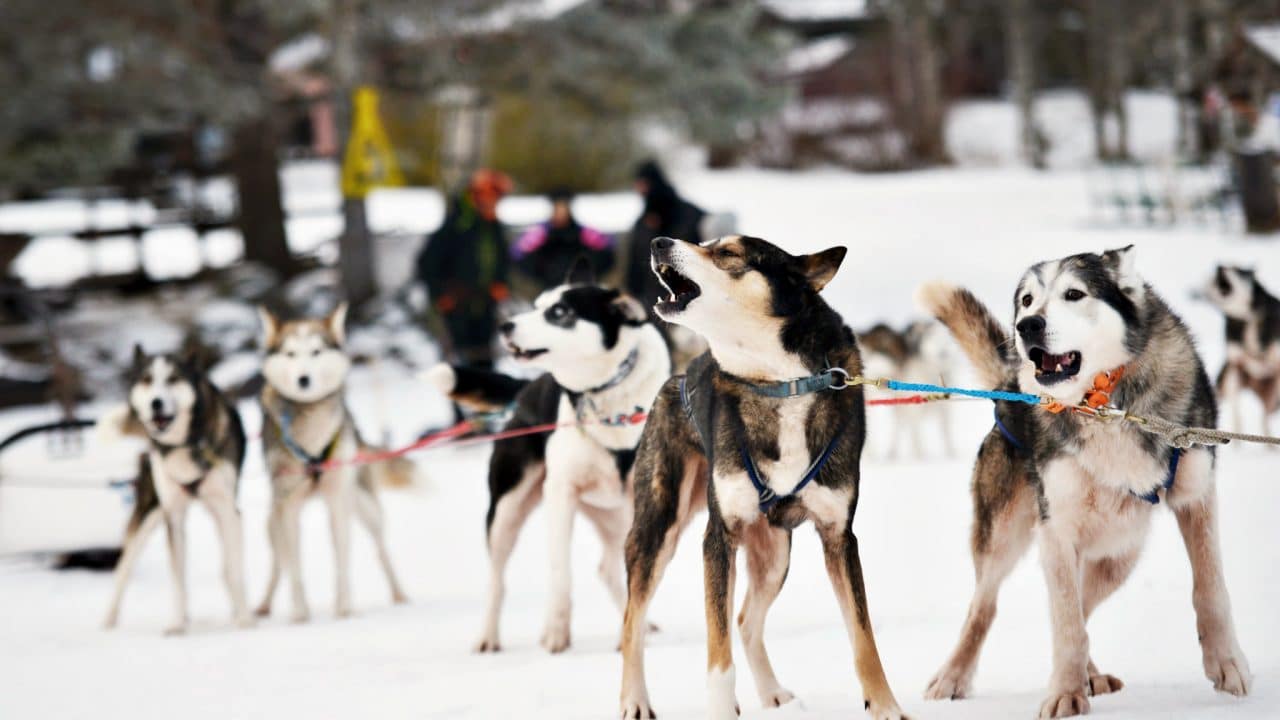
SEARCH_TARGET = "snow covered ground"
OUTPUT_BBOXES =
[3,164,1280,719]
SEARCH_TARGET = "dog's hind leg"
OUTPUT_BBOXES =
[1079,552,1139,696]
[703,506,742,720]
[818,511,907,720]
[255,500,284,617]
[476,463,543,653]
[1171,476,1251,697]
[103,508,162,629]
[621,455,704,719]
[354,480,408,605]
[738,519,794,709]
[926,454,1036,701]
[162,506,190,636]
[581,502,630,618]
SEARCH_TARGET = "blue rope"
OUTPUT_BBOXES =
[883,379,1042,406]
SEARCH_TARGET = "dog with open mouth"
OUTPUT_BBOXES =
[425,258,671,654]
[620,235,909,720]
[99,346,250,634]
[918,246,1251,718]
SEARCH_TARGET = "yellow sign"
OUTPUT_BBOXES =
[341,86,404,198]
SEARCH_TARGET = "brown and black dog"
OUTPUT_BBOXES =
[619,235,908,720]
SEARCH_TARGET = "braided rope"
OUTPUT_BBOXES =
[1123,412,1280,449]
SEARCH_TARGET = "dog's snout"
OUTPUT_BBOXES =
[298,375,311,390]
[150,398,164,413]
[1016,315,1046,338]
[499,321,515,336]
[651,236,674,252]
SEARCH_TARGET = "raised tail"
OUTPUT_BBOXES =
[914,282,1012,389]
[422,363,528,413]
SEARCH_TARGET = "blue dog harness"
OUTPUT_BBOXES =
[991,406,1181,505]
[680,366,851,513]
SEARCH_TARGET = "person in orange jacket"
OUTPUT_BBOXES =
[416,169,513,368]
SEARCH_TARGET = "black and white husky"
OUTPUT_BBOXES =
[100,347,250,634]
[255,303,409,622]
[620,235,909,720]
[426,260,670,654]
[919,246,1251,718]
[1202,265,1280,435]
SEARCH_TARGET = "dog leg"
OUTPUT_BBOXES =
[1217,365,1243,433]
[282,493,310,623]
[582,502,631,619]
[621,456,703,719]
[818,518,907,720]
[703,511,741,720]
[1173,488,1251,696]
[324,474,355,618]
[103,508,163,629]
[354,481,409,605]
[541,463,578,654]
[476,465,543,653]
[739,519,794,709]
[255,500,284,617]
[204,471,253,628]
[162,507,190,636]
[1036,525,1090,719]
[926,475,1036,701]
[1079,552,1139,696]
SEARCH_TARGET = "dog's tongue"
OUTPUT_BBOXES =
[1040,352,1063,371]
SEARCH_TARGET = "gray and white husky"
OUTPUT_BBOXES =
[100,346,250,634]
[1201,265,1280,435]
[255,303,409,622]
[919,246,1250,718]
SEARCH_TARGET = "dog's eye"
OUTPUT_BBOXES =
[1020,293,1033,308]
[286,351,296,358]
[548,303,570,319]
[166,376,179,386]
[140,374,152,385]
[1064,289,1086,302]
[714,247,740,260]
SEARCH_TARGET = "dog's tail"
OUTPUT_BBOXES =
[422,363,528,413]
[358,453,419,490]
[915,281,1012,389]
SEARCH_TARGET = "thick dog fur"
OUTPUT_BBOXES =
[620,235,908,720]
[918,247,1251,718]
[1202,265,1280,435]
[428,260,671,654]
[255,303,409,622]
[101,347,250,634]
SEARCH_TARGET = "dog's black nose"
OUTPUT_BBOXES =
[651,237,674,251]
[1016,315,1046,337]
[298,375,311,389]
[150,398,163,413]
[499,321,515,336]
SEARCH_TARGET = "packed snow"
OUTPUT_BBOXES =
[2,163,1279,719]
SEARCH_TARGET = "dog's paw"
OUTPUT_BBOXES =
[923,665,972,701]
[1087,672,1123,696]
[253,602,272,618]
[1205,653,1251,696]
[391,590,409,605]
[620,695,656,719]
[1037,689,1089,718]
[864,699,910,720]
[540,623,571,654]
[163,622,188,637]
[102,612,119,630]
[759,686,795,708]
[290,606,311,624]
[473,635,502,653]
[235,614,256,630]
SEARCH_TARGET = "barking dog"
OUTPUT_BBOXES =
[1202,265,1280,435]
[101,347,250,634]
[919,246,1250,718]
[426,259,671,654]
[620,235,908,720]
[255,303,409,622]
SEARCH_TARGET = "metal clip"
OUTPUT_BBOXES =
[827,367,850,390]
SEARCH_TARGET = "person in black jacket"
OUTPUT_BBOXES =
[625,161,706,311]
[416,169,513,368]
[511,187,614,291]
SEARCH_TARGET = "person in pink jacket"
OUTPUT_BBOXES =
[511,187,615,290]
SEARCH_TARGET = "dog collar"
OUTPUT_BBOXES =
[584,347,640,395]
[736,367,850,399]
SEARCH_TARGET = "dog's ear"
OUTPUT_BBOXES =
[610,291,648,325]
[801,246,847,292]
[326,301,349,347]
[258,306,280,349]
[565,255,595,286]
[131,343,147,369]
[1101,245,1139,289]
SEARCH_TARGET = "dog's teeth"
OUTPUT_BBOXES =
[1054,363,1063,372]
